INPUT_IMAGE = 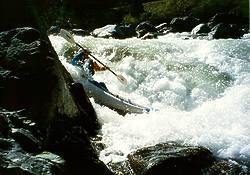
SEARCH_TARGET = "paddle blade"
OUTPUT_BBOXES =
[117,74,128,85]
[60,29,76,44]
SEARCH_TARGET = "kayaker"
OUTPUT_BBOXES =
[71,49,109,91]
[71,49,108,76]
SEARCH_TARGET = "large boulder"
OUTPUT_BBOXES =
[127,142,214,175]
[0,27,113,175]
[135,21,157,38]
[191,23,211,35]
[169,16,200,33]
[91,24,136,39]
[208,23,244,39]
[108,142,248,175]
[0,27,99,131]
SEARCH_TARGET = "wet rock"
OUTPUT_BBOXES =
[11,128,41,153]
[204,159,249,175]
[136,21,157,33]
[191,23,211,35]
[156,23,168,31]
[135,21,157,38]
[48,26,61,35]
[0,27,113,175]
[127,142,214,175]
[72,28,90,36]
[141,32,158,40]
[108,141,249,175]
[170,16,200,33]
[156,23,171,34]
[0,138,65,175]
[209,23,244,39]
[91,24,135,39]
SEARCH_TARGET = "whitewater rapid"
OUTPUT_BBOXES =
[49,33,250,166]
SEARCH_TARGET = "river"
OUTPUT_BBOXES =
[49,32,250,167]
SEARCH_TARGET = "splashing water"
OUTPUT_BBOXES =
[49,33,250,166]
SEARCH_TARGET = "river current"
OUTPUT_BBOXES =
[49,32,250,167]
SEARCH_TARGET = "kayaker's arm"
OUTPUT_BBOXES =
[93,61,108,72]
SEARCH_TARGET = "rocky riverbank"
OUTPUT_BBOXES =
[0,27,113,175]
[60,12,246,40]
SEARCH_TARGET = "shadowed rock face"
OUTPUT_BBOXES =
[0,27,112,175]
[0,27,84,127]
[0,0,114,173]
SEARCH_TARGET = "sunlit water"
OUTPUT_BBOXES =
[49,33,250,167]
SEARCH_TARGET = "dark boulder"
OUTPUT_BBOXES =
[72,29,90,36]
[0,137,65,175]
[127,142,214,175]
[108,142,248,175]
[135,21,157,38]
[209,23,244,39]
[0,27,113,175]
[141,32,158,40]
[191,23,211,35]
[91,24,136,39]
[170,16,200,33]
[156,23,171,34]
[135,21,157,33]
[204,159,249,175]
[47,26,61,35]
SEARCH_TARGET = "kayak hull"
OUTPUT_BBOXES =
[81,80,151,115]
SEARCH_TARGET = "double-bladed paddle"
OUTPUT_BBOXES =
[60,29,128,85]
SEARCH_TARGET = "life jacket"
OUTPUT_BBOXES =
[71,51,84,66]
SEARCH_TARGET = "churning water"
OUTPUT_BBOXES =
[49,33,250,166]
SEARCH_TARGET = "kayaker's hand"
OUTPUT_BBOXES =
[99,66,108,71]
[104,66,109,71]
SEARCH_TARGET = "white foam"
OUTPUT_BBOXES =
[49,34,250,165]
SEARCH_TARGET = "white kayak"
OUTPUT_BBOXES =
[81,79,151,115]
[59,29,152,114]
